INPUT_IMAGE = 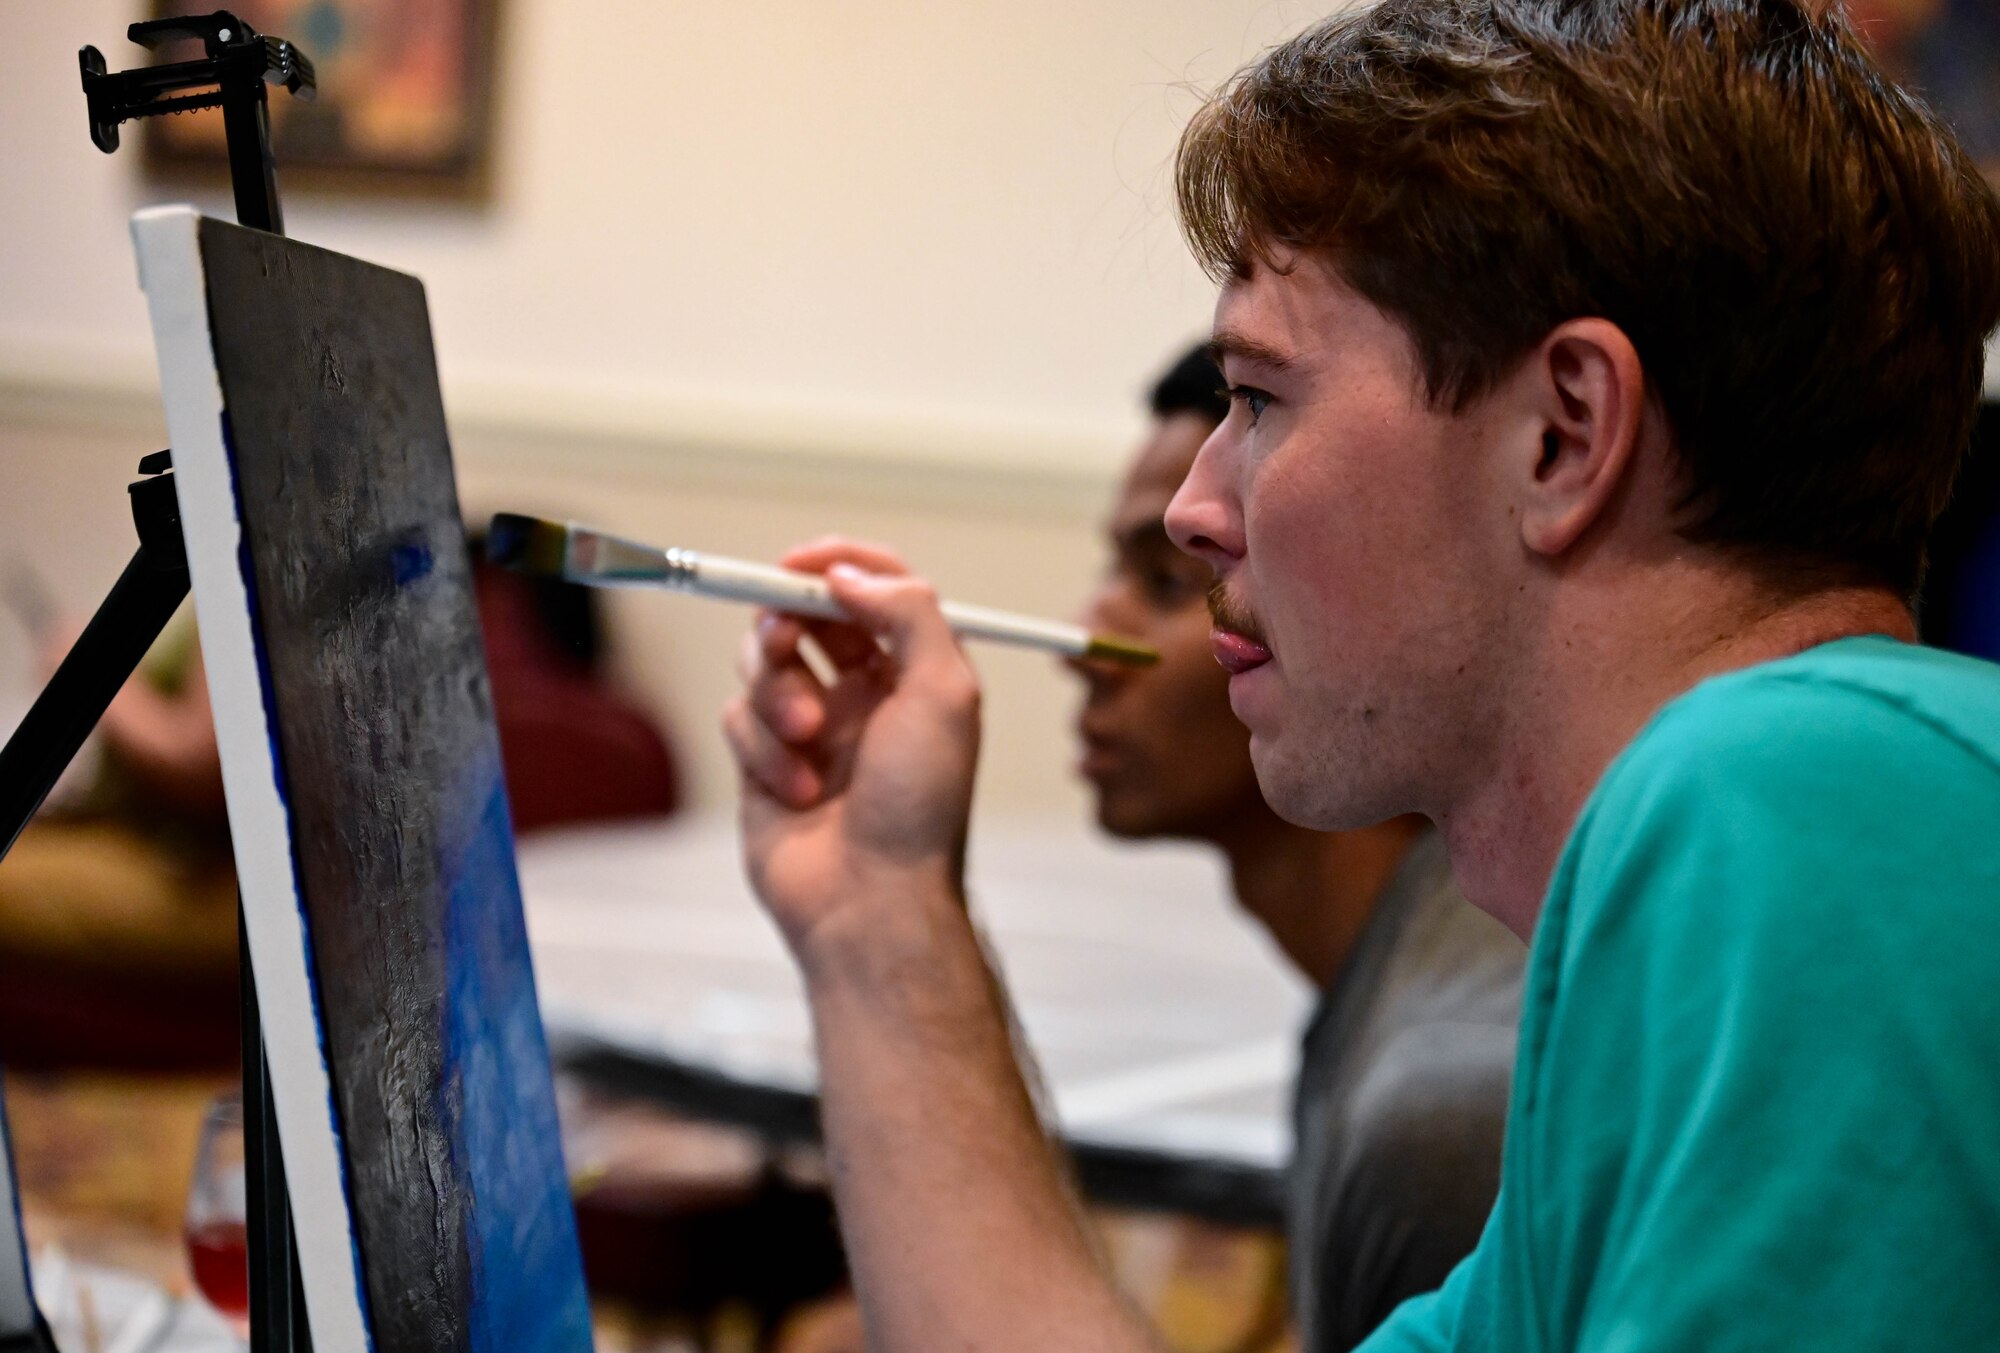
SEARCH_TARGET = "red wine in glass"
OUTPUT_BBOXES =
[185,1095,251,1337]
[186,1218,250,1325]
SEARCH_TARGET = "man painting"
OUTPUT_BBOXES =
[720,2,2000,1348]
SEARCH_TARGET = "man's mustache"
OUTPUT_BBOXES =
[1207,580,1268,646]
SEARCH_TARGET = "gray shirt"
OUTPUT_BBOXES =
[1288,828,1524,1352]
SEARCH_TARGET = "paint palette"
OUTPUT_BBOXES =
[134,207,592,1351]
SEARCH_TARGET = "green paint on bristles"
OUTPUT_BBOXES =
[485,513,570,577]
[1084,634,1160,667]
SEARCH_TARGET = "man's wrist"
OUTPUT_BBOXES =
[790,872,990,1015]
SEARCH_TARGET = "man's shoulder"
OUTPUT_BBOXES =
[1630,635,2000,786]
[1552,636,2000,973]
[1517,652,2000,1353]
[1586,637,2000,850]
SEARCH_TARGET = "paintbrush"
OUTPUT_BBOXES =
[486,514,1159,666]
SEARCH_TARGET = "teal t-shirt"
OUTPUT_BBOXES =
[1365,636,2000,1352]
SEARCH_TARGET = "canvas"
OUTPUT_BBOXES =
[134,205,592,1352]
[0,1095,45,1352]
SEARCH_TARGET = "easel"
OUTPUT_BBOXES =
[0,14,316,1350]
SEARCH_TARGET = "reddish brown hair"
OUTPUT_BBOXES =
[1177,0,2000,594]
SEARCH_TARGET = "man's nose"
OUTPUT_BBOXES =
[1165,435,1244,568]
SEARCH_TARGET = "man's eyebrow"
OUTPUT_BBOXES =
[1207,329,1300,374]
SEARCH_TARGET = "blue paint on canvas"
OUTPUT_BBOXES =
[192,218,592,1351]
[220,411,297,818]
[441,772,593,1350]
[392,542,435,586]
[218,411,383,1348]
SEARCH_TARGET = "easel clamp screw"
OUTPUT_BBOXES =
[79,10,316,155]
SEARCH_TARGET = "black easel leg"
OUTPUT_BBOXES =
[0,546,187,863]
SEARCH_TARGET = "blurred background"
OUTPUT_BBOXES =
[1,5,1343,1350]
[3,3,1998,1351]
[0,0,1347,821]
[8,0,1999,816]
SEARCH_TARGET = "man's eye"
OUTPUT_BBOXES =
[1222,384,1273,425]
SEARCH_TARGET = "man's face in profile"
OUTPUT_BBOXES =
[1069,412,1264,842]
[1166,249,1518,832]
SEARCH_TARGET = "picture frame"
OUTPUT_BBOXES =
[142,0,501,200]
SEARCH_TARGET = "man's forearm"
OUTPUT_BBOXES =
[800,885,1163,1353]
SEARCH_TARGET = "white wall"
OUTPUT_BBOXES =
[2,0,1330,453]
[1,0,1331,818]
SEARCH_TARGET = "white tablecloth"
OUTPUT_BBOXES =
[520,815,1313,1170]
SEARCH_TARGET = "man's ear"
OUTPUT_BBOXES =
[1516,319,1646,559]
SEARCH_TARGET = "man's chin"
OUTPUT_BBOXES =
[1252,750,1384,833]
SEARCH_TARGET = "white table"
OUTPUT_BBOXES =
[520,815,1313,1222]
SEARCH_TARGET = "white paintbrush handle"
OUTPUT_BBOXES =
[682,553,1092,658]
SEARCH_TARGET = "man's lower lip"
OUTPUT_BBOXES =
[1211,628,1273,674]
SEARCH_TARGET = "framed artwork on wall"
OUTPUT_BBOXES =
[143,0,501,199]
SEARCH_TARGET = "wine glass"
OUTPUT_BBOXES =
[184,1092,250,1338]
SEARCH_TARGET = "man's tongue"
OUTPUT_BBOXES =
[1212,628,1273,675]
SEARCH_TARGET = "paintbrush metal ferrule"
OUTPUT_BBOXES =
[488,515,1159,666]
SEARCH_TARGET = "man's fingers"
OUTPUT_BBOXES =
[722,695,824,808]
[750,604,880,685]
[750,611,806,670]
[779,538,911,578]
[737,614,835,741]
[753,659,830,744]
[799,617,884,674]
[823,566,975,699]
[768,538,915,674]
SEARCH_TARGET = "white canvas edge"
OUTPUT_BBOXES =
[131,205,372,1353]
[0,1096,32,1336]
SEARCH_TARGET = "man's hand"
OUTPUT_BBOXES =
[717,537,1160,1353]
[721,538,981,958]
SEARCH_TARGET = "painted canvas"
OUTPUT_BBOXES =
[0,1095,50,1353]
[144,0,501,197]
[134,206,591,1352]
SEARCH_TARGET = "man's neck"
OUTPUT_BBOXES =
[1438,576,1915,942]
[1215,810,1425,989]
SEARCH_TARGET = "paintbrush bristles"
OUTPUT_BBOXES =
[484,513,1163,667]
[1083,635,1161,667]
[485,513,572,578]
